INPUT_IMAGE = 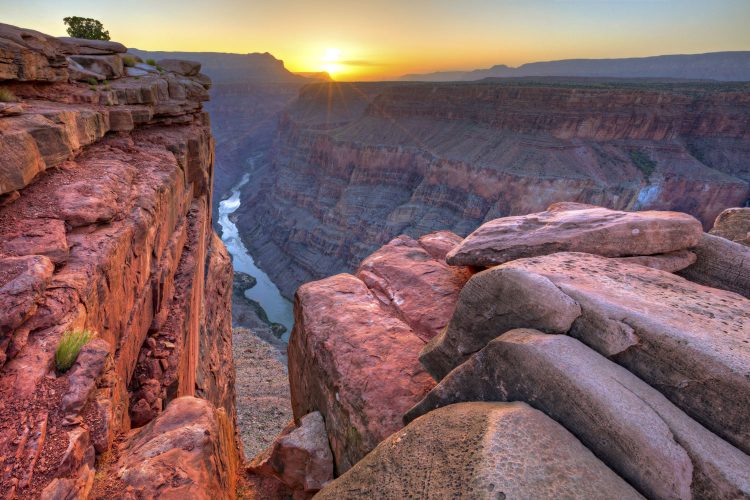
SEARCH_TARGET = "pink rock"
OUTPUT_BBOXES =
[0,218,68,264]
[614,249,696,272]
[248,411,333,494]
[288,273,435,473]
[710,207,750,246]
[446,204,703,267]
[356,235,473,342]
[417,230,464,261]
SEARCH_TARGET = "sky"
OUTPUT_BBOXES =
[3,0,750,80]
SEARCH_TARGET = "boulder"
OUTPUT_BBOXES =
[678,233,750,298]
[248,411,334,495]
[111,397,239,499]
[57,37,126,55]
[60,338,111,422]
[317,402,642,499]
[0,218,68,264]
[0,255,54,338]
[288,273,434,473]
[68,54,124,79]
[613,249,696,272]
[356,234,473,341]
[157,58,202,76]
[409,330,750,499]
[417,230,465,260]
[710,207,750,246]
[446,204,703,267]
[421,252,750,456]
[0,23,69,82]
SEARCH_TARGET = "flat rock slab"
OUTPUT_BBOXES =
[318,402,642,499]
[421,252,750,456]
[410,330,750,499]
[614,249,696,272]
[157,58,201,76]
[288,273,434,474]
[0,254,54,339]
[679,233,750,298]
[356,234,473,342]
[57,37,126,55]
[446,204,703,267]
[710,207,750,246]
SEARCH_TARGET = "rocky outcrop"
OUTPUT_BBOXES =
[0,23,238,497]
[236,80,750,298]
[409,330,750,499]
[318,402,642,499]
[678,233,750,298]
[287,232,467,473]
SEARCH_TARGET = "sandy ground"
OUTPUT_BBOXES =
[232,327,293,460]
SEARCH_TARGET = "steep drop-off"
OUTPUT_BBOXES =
[236,79,750,298]
[0,24,239,497]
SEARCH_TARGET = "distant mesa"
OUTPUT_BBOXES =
[294,71,334,82]
[401,51,750,82]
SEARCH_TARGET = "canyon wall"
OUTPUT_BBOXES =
[236,79,750,298]
[0,24,239,497]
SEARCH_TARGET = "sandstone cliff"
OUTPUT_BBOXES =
[0,24,239,498]
[236,79,750,298]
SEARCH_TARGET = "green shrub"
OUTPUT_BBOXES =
[0,87,17,102]
[86,77,98,86]
[63,16,110,40]
[55,329,94,372]
[89,84,98,91]
[629,149,657,180]
[146,58,157,66]
[122,55,136,67]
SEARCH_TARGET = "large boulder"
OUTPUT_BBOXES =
[710,207,750,246]
[68,54,124,79]
[57,37,126,55]
[409,330,750,499]
[288,273,434,473]
[446,203,703,267]
[317,402,642,499]
[157,58,201,76]
[107,397,239,499]
[679,233,750,298]
[356,234,473,341]
[248,411,334,495]
[420,252,750,455]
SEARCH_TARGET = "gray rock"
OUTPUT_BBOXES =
[318,402,642,499]
[57,37,126,55]
[678,233,750,298]
[156,58,201,76]
[69,54,124,79]
[409,330,750,499]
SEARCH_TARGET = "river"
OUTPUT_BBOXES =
[217,173,295,340]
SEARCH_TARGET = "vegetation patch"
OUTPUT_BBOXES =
[55,329,94,372]
[0,87,17,103]
[146,58,157,66]
[629,149,657,180]
[122,55,137,67]
[64,16,110,40]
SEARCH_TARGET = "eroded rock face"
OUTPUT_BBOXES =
[104,397,239,499]
[288,273,435,473]
[0,22,238,497]
[248,411,334,495]
[410,330,750,499]
[318,402,642,499]
[421,252,750,456]
[445,204,703,267]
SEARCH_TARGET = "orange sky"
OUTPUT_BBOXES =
[4,0,750,80]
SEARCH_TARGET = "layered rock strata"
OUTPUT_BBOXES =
[237,80,750,298]
[0,23,239,497]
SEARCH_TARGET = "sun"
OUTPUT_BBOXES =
[321,47,342,77]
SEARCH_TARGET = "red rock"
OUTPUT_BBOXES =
[288,273,435,473]
[109,397,239,499]
[679,233,750,298]
[0,23,69,82]
[356,235,473,342]
[248,411,333,494]
[416,230,464,260]
[446,204,704,267]
[60,338,111,422]
[614,249,696,272]
[0,255,54,348]
[0,218,69,264]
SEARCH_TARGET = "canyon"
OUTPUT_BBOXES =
[235,78,750,298]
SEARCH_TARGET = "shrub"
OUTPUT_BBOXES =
[0,87,17,103]
[55,329,93,372]
[86,77,98,86]
[122,55,136,67]
[88,84,98,91]
[63,16,110,40]
[146,58,157,66]
[629,150,657,180]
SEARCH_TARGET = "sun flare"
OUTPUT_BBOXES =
[321,47,342,76]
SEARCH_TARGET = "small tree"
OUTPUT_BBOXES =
[63,16,110,41]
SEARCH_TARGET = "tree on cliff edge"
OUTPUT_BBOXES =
[63,16,110,40]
